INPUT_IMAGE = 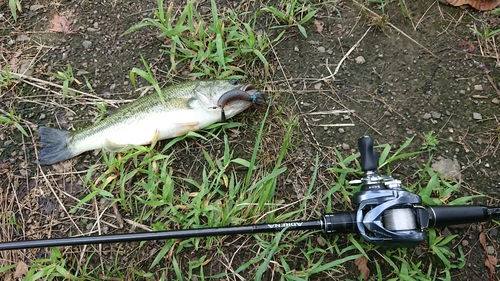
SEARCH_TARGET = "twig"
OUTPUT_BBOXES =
[307,110,355,115]
[317,27,372,82]
[311,123,355,127]
[0,70,134,107]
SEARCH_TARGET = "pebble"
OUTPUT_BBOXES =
[317,237,326,247]
[459,90,466,94]
[472,112,482,120]
[415,247,423,255]
[423,113,432,119]
[492,98,499,104]
[30,4,44,11]
[17,34,30,41]
[487,245,495,255]
[431,158,461,180]
[82,40,92,49]
[317,46,325,53]
[462,240,469,246]
[76,70,89,76]
[489,228,498,236]
[314,82,322,90]
[474,84,483,91]
[431,111,441,119]
[442,227,452,237]
[342,143,350,150]
[355,56,366,64]
[338,128,345,133]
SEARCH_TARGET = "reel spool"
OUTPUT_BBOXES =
[383,208,418,231]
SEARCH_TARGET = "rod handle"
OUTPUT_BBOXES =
[427,206,491,227]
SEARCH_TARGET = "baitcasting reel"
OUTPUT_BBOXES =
[321,136,499,247]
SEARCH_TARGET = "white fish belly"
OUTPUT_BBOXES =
[103,108,221,147]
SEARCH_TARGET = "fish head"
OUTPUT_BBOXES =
[196,80,265,119]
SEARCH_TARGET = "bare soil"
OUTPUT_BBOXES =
[1,0,500,280]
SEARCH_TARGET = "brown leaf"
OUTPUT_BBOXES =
[479,232,487,252]
[445,0,500,11]
[13,261,28,278]
[484,255,497,279]
[314,20,324,34]
[457,39,475,53]
[49,12,76,34]
[354,256,370,281]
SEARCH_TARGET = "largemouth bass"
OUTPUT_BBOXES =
[37,80,265,165]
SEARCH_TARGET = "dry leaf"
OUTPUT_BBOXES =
[355,256,370,281]
[314,20,324,34]
[49,12,76,34]
[13,261,28,278]
[485,255,497,279]
[457,39,475,52]
[445,0,500,11]
[479,232,487,251]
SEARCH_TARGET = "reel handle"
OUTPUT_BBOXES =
[358,136,378,172]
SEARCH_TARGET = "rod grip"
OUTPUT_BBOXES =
[321,212,357,233]
[358,136,378,172]
[427,206,490,228]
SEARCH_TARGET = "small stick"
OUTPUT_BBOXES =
[317,27,372,82]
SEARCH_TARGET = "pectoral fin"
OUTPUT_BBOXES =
[104,138,129,152]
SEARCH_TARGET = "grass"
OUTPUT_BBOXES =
[0,108,28,137]
[2,127,473,280]
[261,0,317,38]
[2,0,500,280]
[6,0,21,21]
[51,64,79,99]
[123,0,281,79]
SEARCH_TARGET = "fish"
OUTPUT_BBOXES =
[37,80,266,165]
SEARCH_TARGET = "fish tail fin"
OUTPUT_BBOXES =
[37,126,75,165]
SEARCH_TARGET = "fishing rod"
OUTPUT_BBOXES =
[1,136,499,251]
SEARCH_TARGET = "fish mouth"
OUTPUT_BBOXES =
[242,84,255,92]
[216,84,267,122]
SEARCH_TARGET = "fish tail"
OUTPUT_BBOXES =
[37,126,75,165]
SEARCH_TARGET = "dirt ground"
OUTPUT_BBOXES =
[1,0,500,280]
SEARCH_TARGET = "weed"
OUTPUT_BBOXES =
[261,0,316,38]
[470,23,500,40]
[421,131,439,151]
[129,55,165,106]
[0,108,28,137]
[52,64,80,99]
[123,0,276,78]
[92,102,108,123]
[7,0,21,21]
[0,66,16,88]
[428,228,465,270]
[23,248,82,280]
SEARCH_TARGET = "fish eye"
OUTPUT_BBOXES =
[229,79,238,85]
